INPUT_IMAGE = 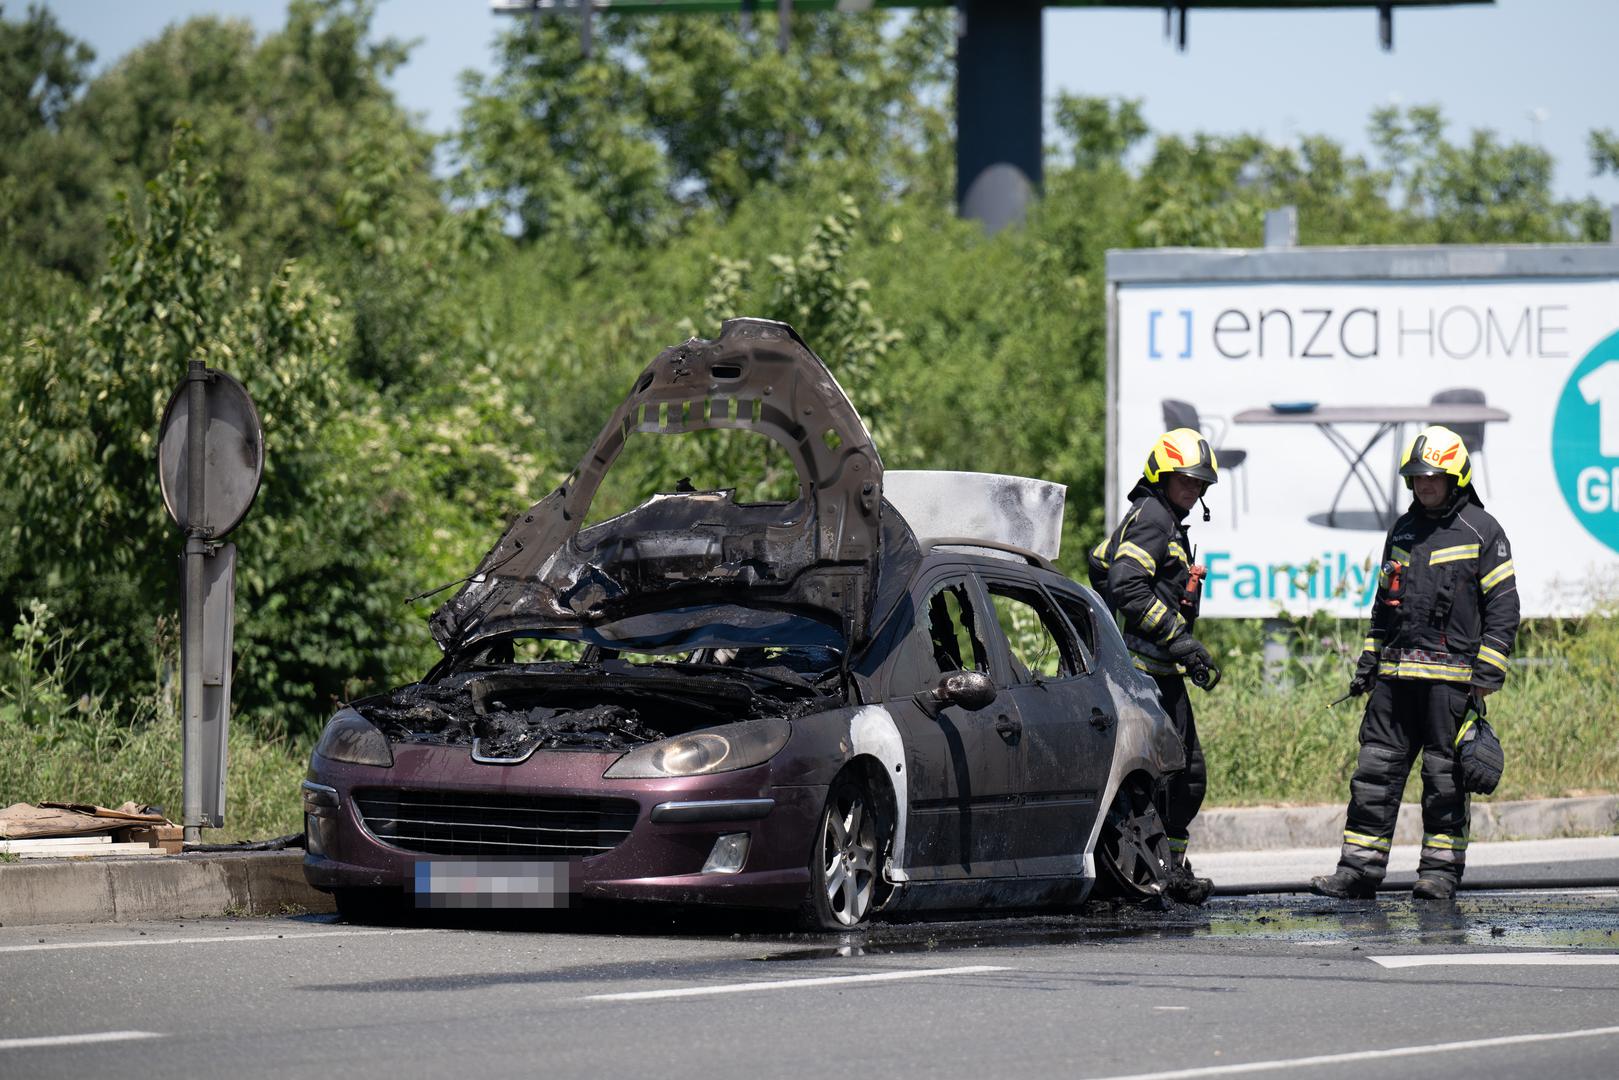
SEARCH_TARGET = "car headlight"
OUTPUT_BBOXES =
[604,718,790,779]
[313,710,394,768]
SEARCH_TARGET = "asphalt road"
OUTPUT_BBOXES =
[2,883,1616,1080]
[1200,835,1619,894]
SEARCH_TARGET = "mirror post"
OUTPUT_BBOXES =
[182,361,210,846]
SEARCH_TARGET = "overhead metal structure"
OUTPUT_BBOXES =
[493,1,1492,230]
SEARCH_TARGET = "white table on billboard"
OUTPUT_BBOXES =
[1233,403,1510,530]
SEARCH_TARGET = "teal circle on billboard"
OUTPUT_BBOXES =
[1553,328,1619,554]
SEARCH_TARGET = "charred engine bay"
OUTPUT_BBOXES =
[357,665,836,757]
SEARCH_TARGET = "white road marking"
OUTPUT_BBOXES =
[1076,1025,1619,1080]
[1371,951,1619,968]
[0,1031,164,1051]
[1481,888,1619,899]
[0,928,433,955]
[1153,1006,1190,1011]
[586,964,1011,1002]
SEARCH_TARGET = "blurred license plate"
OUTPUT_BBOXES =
[410,859,573,910]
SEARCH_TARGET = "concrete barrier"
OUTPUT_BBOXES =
[2,795,1612,927]
[1190,794,1619,853]
[0,851,333,928]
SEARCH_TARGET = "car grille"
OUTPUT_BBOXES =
[353,789,639,859]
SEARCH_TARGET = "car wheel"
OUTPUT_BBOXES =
[804,773,888,930]
[1094,777,1172,902]
[333,888,409,925]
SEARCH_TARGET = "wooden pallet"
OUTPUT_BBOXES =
[0,835,170,859]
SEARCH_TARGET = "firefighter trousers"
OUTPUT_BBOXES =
[1151,673,1206,859]
[1337,677,1471,884]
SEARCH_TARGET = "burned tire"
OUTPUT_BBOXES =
[333,888,409,926]
[1094,776,1172,903]
[803,773,890,931]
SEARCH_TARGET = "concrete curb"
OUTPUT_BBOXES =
[0,851,333,928]
[1191,794,1619,853]
[2,796,1613,927]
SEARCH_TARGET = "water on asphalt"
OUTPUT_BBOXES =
[744,891,1619,961]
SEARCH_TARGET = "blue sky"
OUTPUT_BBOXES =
[36,0,1619,208]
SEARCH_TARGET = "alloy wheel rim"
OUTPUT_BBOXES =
[822,792,876,925]
[1103,786,1169,894]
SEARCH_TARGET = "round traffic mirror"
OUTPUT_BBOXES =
[158,368,264,538]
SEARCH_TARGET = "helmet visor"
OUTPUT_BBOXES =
[1399,459,1447,479]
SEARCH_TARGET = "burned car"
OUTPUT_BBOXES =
[303,318,1184,927]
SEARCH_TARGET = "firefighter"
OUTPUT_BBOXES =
[1089,427,1220,904]
[1312,426,1519,901]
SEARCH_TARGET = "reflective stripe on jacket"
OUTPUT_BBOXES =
[1088,479,1196,672]
[1360,494,1520,690]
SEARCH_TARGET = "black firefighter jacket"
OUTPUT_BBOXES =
[1359,490,1520,692]
[1088,479,1198,677]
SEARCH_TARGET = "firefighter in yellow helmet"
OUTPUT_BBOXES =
[1088,428,1220,904]
[1312,426,1520,901]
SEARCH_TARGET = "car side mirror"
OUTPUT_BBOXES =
[918,670,997,714]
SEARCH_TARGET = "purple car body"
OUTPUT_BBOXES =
[303,318,1183,927]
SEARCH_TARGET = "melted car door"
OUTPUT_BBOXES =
[882,570,1024,880]
[977,575,1115,879]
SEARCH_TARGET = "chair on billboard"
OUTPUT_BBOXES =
[1429,388,1489,495]
[1161,399,1248,526]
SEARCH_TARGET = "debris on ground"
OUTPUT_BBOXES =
[0,802,182,857]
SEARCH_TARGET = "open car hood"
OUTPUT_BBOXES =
[430,318,884,653]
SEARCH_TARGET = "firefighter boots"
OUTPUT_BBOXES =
[1309,868,1379,899]
[1412,875,1459,900]
[1166,861,1213,905]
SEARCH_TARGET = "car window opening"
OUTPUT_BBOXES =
[582,427,805,529]
[987,585,1077,681]
[926,582,989,675]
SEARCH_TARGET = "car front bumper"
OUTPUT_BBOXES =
[302,744,824,911]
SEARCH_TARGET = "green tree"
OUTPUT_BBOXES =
[454,10,953,250]
[64,1,441,273]
[0,127,432,731]
[0,3,112,279]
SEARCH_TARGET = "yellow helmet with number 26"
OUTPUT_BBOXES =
[1399,425,1472,490]
[1143,428,1219,485]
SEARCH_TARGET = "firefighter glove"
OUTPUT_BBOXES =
[1351,651,1379,694]
[1455,707,1504,795]
[1168,635,1213,671]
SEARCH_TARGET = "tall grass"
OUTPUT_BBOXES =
[1197,613,1619,805]
[0,601,306,840]
[3,602,1613,837]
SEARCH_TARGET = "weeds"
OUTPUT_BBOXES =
[0,602,305,841]
[1,601,1612,832]
[1198,611,1619,805]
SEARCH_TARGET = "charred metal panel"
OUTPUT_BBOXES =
[884,471,1066,561]
[431,318,884,652]
[846,705,910,884]
[1080,592,1186,865]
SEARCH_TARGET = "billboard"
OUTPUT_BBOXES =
[1106,244,1619,618]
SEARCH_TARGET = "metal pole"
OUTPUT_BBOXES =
[1264,206,1298,249]
[1261,617,1290,688]
[777,0,792,54]
[578,0,593,58]
[955,0,1042,231]
[182,361,209,845]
